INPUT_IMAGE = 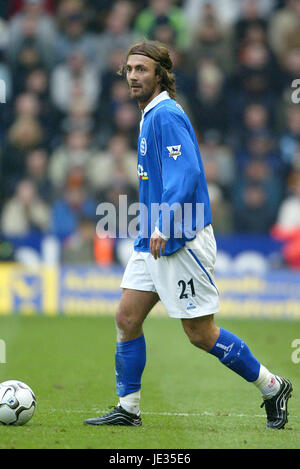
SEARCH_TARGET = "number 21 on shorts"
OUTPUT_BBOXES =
[178,278,195,299]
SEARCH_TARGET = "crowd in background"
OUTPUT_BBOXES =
[0,0,300,267]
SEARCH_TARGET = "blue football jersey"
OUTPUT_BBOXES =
[134,91,212,255]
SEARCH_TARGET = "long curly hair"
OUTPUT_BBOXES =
[118,39,176,100]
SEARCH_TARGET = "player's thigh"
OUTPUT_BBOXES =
[116,288,160,330]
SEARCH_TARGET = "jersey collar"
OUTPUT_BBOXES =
[142,90,170,117]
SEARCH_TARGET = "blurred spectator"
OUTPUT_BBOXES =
[0,14,8,50]
[54,0,98,64]
[275,170,300,229]
[24,66,47,100]
[231,101,272,148]
[279,105,300,167]
[97,0,138,73]
[109,101,140,149]
[98,77,131,131]
[4,89,43,137]
[61,216,95,264]
[0,51,12,101]
[2,93,45,196]
[51,185,97,241]
[7,115,44,152]
[271,170,300,268]
[235,129,285,176]
[48,129,97,190]
[98,49,132,145]
[233,158,283,215]
[242,102,271,133]
[82,0,114,32]
[167,46,195,110]
[86,133,138,198]
[207,184,233,234]
[234,0,269,46]
[200,130,235,196]
[191,60,228,137]
[8,0,56,17]
[24,147,53,202]
[268,0,300,62]
[279,46,300,92]
[11,43,46,94]
[14,90,41,119]
[60,100,95,135]
[187,1,234,74]
[149,15,178,50]
[50,49,100,113]
[240,21,269,50]
[6,0,57,68]
[1,179,50,236]
[233,182,276,233]
[0,51,12,143]
[100,48,129,98]
[227,65,278,137]
[237,39,279,84]
[100,177,138,240]
[185,0,276,44]
[23,67,56,144]
[201,149,234,234]
[134,0,191,51]
[183,0,239,33]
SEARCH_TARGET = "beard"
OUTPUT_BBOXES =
[129,81,160,105]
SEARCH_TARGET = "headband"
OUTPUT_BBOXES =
[129,51,172,71]
[130,51,158,62]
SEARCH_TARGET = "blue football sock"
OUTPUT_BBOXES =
[209,328,260,382]
[115,334,146,397]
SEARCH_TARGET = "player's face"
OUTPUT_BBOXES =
[126,54,161,108]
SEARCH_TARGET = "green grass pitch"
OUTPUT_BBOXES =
[0,315,299,449]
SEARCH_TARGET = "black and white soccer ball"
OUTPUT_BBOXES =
[0,380,36,425]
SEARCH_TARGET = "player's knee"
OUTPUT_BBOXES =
[115,307,142,335]
[187,332,212,351]
[185,324,219,352]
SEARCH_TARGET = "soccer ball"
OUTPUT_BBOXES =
[0,380,36,425]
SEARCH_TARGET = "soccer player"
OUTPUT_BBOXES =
[84,40,292,429]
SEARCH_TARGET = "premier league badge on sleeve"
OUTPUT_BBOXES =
[167,145,181,160]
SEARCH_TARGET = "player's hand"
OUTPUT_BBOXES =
[150,231,166,259]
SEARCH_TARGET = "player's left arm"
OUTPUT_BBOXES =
[156,111,201,237]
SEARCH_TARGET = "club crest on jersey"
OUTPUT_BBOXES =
[140,137,147,156]
[167,145,181,160]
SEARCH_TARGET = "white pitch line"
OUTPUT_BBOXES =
[146,411,266,418]
[46,408,270,418]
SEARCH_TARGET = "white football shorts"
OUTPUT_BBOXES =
[120,224,220,319]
